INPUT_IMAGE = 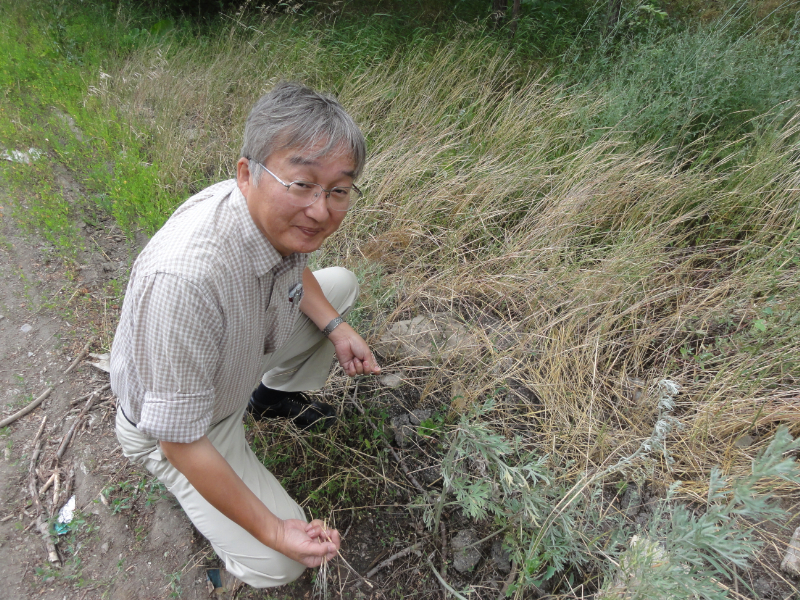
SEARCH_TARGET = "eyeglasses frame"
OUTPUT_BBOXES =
[248,158,362,212]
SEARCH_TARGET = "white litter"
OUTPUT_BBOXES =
[20,323,32,333]
[1,148,43,164]
[57,495,76,524]
[88,352,111,373]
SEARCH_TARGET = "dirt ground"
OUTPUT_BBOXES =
[0,197,217,599]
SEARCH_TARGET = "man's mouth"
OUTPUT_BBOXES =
[298,227,322,236]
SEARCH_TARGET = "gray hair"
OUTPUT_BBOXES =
[241,82,366,185]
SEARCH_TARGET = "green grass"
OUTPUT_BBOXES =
[249,404,403,518]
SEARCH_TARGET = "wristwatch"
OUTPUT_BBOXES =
[322,316,345,337]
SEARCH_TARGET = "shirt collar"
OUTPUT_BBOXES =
[230,184,307,277]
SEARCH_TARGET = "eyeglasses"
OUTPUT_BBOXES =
[249,159,362,212]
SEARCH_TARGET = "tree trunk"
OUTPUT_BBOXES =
[606,0,623,32]
[509,0,521,38]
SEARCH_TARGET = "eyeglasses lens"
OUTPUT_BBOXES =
[286,182,354,211]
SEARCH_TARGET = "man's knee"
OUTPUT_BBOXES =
[228,554,306,589]
[313,267,359,314]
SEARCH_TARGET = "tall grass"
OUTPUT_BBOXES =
[2,0,799,595]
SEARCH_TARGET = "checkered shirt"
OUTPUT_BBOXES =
[110,180,308,443]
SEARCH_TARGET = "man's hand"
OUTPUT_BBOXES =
[328,322,381,377]
[276,519,341,568]
[162,437,339,567]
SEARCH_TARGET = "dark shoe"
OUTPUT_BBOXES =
[248,385,336,430]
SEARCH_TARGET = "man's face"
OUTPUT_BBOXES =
[236,146,355,256]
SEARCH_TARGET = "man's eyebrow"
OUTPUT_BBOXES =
[288,155,320,167]
[289,155,356,180]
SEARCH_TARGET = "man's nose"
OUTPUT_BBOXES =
[304,191,331,220]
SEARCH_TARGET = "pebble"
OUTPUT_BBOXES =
[3,448,11,462]
[100,542,110,554]
[451,529,482,573]
[491,540,512,573]
[781,526,800,575]
[379,372,404,388]
[20,323,32,333]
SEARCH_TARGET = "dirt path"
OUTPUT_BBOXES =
[0,197,209,599]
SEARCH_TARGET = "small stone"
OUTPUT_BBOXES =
[379,373,404,388]
[100,542,110,555]
[754,577,771,598]
[450,380,470,412]
[3,448,11,462]
[781,526,800,575]
[102,262,115,272]
[390,414,412,448]
[734,435,754,449]
[374,312,479,367]
[491,540,512,573]
[0,314,4,320]
[27,352,33,357]
[451,529,482,574]
[408,409,432,427]
[20,323,32,333]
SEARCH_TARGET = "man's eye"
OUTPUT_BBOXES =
[331,188,350,197]
[293,181,314,190]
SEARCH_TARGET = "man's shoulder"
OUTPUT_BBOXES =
[132,179,248,283]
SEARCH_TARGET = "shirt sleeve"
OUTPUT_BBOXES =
[130,272,224,443]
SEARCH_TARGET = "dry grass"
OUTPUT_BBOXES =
[95,13,800,490]
[90,12,800,593]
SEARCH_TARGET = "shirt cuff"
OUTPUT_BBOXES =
[138,390,215,443]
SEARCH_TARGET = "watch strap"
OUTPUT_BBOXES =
[322,316,345,337]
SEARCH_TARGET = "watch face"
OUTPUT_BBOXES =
[288,282,304,303]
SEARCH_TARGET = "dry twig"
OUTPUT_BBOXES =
[0,387,53,428]
[365,541,424,579]
[28,416,59,565]
[63,341,92,375]
[56,390,100,462]
[70,383,111,406]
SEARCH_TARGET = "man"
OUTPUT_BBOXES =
[110,82,381,589]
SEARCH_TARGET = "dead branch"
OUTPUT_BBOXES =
[56,390,100,462]
[365,541,424,579]
[28,416,59,565]
[426,553,468,600]
[70,383,111,406]
[63,342,92,375]
[498,562,518,599]
[0,387,53,428]
[38,472,56,497]
[62,465,75,503]
[52,470,61,514]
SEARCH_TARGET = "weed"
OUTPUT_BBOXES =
[165,570,182,598]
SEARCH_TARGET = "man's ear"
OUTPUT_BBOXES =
[236,157,253,198]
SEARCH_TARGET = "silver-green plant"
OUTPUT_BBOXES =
[602,425,800,599]
[428,383,800,598]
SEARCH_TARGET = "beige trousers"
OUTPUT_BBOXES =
[115,267,359,588]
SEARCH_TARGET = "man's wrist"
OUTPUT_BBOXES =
[262,513,286,553]
[321,316,345,337]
